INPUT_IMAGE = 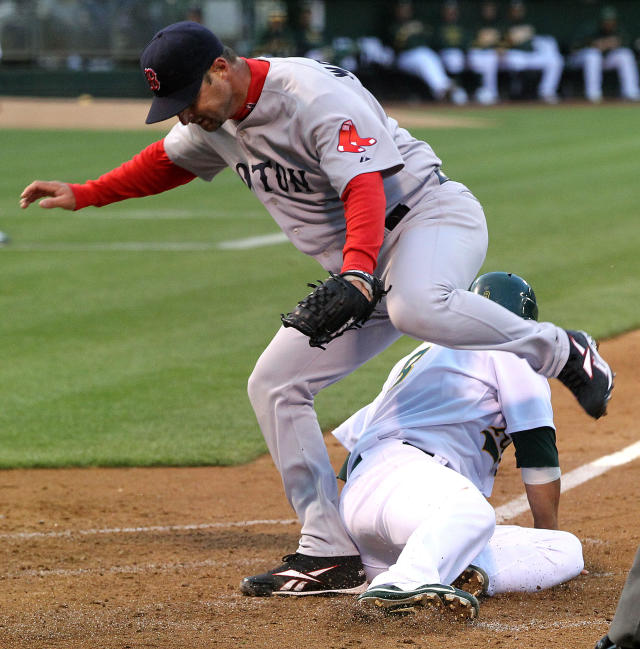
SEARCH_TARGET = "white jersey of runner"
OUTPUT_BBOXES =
[163,57,441,272]
[332,342,555,497]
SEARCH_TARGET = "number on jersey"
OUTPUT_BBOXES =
[480,426,512,476]
[389,345,432,390]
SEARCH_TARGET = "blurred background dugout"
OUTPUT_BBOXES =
[0,0,639,104]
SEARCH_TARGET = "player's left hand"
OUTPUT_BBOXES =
[281,271,388,348]
[343,275,372,300]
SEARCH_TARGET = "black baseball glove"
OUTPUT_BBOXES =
[281,270,389,349]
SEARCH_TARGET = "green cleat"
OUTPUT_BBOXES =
[357,583,479,618]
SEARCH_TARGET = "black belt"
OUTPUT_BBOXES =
[385,168,450,231]
[347,442,434,478]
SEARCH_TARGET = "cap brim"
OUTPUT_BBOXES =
[145,75,203,124]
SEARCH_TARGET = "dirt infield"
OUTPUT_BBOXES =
[1,331,639,649]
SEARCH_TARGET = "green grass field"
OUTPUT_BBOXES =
[1,104,639,468]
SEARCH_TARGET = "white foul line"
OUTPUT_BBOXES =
[495,439,640,523]
[217,232,289,249]
[0,233,289,252]
[2,440,639,543]
[0,518,298,541]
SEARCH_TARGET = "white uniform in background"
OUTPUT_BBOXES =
[334,342,584,592]
[396,45,468,104]
[570,46,640,102]
[501,34,564,103]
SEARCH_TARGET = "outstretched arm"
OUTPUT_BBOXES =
[20,139,196,211]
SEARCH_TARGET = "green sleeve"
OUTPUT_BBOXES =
[510,426,559,468]
[336,453,350,482]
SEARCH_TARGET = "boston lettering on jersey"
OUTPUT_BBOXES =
[235,160,312,194]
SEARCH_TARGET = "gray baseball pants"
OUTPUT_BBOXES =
[609,544,640,648]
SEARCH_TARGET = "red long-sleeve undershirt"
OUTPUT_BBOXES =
[340,172,385,274]
[69,139,196,209]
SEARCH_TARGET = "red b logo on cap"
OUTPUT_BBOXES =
[144,68,161,92]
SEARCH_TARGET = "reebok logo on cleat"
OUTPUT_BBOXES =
[240,553,367,596]
[273,565,338,592]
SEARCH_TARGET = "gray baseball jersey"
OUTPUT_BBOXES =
[164,57,441,272]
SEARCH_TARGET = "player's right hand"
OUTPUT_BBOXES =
[20,181,76,210]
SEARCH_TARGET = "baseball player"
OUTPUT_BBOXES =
[433,1,500,106]
[19,21,613,597]
[467,1,502,105]
[499,0,564,104]
[568,5,640,103]
[389,0,468,105]
[334,272,584,615]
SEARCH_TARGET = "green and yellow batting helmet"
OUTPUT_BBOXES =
[469,271,538,321]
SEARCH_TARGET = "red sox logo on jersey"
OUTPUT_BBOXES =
[144,68,161,92]
[337,120,377,153]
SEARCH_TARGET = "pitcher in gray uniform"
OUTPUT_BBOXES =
[19,21,614,597]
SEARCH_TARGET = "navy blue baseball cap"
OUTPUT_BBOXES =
[140,21,223,124]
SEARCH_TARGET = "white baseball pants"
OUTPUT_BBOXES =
[501,36,564,100]
[340,438,584,592]
[440,47,466,75]
[570,47,640,101]
[441,47,500,104]
[468,48,500,103]
[396,46,455,99]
